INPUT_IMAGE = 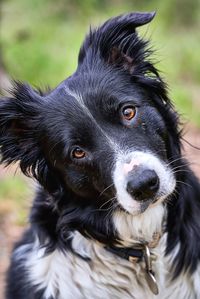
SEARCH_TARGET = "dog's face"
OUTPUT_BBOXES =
[42,70,175,216]
[0,12,180,237]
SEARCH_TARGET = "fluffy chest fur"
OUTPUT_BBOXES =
[12,205,200,299]
[14,232,199,299]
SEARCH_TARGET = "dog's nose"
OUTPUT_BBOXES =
[126,168,159,201]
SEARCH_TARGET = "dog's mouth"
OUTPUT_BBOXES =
[140,199,153,213]
[116,196,160,216]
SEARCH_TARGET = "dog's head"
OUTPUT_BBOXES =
[0,12,181,244]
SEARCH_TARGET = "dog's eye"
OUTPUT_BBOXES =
[122,106,136,121]
[71,147,86,159]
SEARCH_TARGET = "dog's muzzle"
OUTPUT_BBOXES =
[113,151,176,215]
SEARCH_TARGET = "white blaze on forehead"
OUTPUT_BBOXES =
[65,86,120,151]
[113,150,176,215]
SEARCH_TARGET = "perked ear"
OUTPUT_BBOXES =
[78,12,156,74]
[0,82,44,178]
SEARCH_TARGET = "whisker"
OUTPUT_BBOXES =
[104,203,119,221]
[176,180,192,188]
[164,197,174,206]
[171,163,191,171]
[90,196,117,213]
[166,157,186,166]
[97,197,116,211]
[98,183,114,198]
[172,170,191,174]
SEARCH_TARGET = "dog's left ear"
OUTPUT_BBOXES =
[0,82,59,192]
[79,12,155,74]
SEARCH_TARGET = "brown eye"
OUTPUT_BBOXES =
[72,147,86,159]
[122,106,136,121]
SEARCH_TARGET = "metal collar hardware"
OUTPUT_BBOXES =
[143,244,159,295]
[84,229,161,295]
[105,233,161,296]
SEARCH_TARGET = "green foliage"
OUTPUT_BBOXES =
[1,0,200,121]
[0,174,31,224]
[0,176,28,202]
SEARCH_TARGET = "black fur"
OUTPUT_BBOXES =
[1,12,200,298]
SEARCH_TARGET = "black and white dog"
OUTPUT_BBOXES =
[1,12,200,299]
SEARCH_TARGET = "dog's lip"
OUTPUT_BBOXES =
[140,199,152,213]
[137,198,161,214]
[117,199,150,215]
[117,196,160,215]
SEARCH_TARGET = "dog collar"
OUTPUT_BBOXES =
[105,232,161,295]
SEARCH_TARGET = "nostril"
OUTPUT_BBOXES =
[133,190,143,199]
[148,175,159,191]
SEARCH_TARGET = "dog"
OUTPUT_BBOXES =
[1,11,200,299]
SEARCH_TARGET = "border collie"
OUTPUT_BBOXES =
[1,12,200,299]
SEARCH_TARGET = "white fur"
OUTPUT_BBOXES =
[13,208,200,299]
[22,232,163,299]
[113,203,165,246]
[193,264,200,297]
[113,151,176,215]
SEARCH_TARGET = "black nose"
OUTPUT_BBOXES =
[126,168,159,201]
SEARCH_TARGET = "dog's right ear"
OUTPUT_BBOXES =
[0,82,62,193]
[0,82,44,177]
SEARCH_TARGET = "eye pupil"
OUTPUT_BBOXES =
[72,148,86,159]
[122,107,136,120]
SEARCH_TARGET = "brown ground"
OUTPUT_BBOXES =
[0,125,200,299]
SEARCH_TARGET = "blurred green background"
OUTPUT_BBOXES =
[0,0,200,224]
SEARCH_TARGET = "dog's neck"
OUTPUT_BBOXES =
[71,203,166,258]
[65,204,166,296]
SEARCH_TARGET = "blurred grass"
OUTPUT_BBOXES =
[1,0,200,122]
[0,0,200,223]
[0,174,31,225]
[1,0,200,126]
